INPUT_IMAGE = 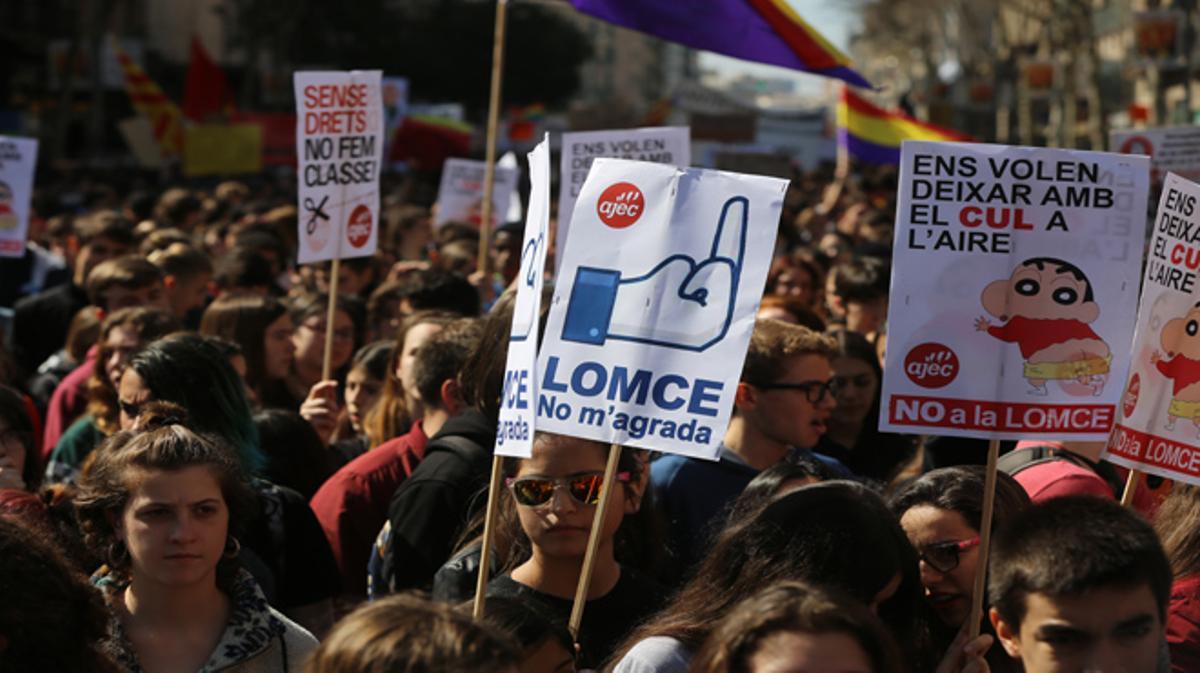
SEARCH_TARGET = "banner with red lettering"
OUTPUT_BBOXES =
[879,141,1149,440]
[1105,173,1200,485]
[294,70,383,263]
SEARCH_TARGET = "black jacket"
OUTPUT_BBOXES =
[381,409,494,593]
[12,282,87,377]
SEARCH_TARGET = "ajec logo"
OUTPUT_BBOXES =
[904,343,959,389]
[347,204,372,248]
[597,182,644,229]
[1122,373,1140,419]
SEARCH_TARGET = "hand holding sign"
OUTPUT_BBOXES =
[562,196,747,352]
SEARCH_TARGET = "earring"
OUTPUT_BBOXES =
[106,541,130,568]
[223,536,241,559]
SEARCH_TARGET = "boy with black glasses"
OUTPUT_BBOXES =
[650,319,846,578]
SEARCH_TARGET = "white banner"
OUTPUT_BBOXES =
[558,127,690,271]
[536,158,787,459]
[496,135,552,458]
[434,158,519,228]
[294,70,383,264]
[1105,173,1200,486]
[880,141,1149,441]
[0,136,38,258]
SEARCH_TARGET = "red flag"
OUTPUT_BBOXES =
[183,36,235,121]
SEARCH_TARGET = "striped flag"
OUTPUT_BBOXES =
[111,38,184,159]
[837,87,970,164]
[571,0,871,89]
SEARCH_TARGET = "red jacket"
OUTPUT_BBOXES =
[310,420,428,596]
[1168,574,1200,672]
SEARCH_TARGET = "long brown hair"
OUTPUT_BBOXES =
[304,594,519,673]
[606,482,926,670]
[198,294,289,400]
[1155,483,1200,578]
[85,308,179,435]
[688,580,902,673]
[362,310,458,448]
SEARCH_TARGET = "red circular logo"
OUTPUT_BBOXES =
[903,343,959,389]
[347,205,372,248]
[596,182,644,229]
[1123,373,1140,419]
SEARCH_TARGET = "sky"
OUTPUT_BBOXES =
[698,1,859,95]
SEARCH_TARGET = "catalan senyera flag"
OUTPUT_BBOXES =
[112,39,184,159]
[837,87,970,164]
[571,0,872,89]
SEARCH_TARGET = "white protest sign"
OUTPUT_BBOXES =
[496,135,551,458]
[0,136,38,258]
[880,141,1149,441]
[294,70,383,264]
[536,158,787,459]
[434,158,519,228]
[558,127,690,270]
[1105,173,1200,485]
[1112,126,1200,187]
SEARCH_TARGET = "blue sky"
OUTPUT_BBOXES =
[699,1,858,93]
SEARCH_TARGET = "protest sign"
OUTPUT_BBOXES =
[0,136,38,258]
[495,135,551,458]
[183,124,263,177]
[879,141,1149,441]
[535,158,787,460]
[1111,126,1200,187]
[1105,173,1200,487]
[294,70,383,264]
[434,158,519,228]
[557,127,690,269]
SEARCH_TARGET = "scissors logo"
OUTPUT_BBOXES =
[304,196,330,235]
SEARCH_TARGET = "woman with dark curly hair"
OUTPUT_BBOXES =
[0,515,119,673]
[74,401,316,672]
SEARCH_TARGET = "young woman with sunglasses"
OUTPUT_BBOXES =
[487,432,662,670]
[890,466,1030,673]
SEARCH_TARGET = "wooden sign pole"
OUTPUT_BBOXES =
[967,438,1001,640]
[476,0,509,283]
[568,444,622,637]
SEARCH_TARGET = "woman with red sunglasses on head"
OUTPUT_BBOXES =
[890,466,1031,673]
[487,432,663,671]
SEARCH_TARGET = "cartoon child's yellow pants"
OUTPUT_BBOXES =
[1023,355,1111,380]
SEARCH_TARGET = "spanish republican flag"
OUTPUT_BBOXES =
[111,39,185,159]
[837,88,970,164]
[571,0,872,89]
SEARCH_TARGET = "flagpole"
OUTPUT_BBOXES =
[477,0,509,287]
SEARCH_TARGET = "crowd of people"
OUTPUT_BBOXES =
[0,162,1197,673]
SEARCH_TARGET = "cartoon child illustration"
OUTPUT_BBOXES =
[1151,303,1200,434]
[975,257,1110,396]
